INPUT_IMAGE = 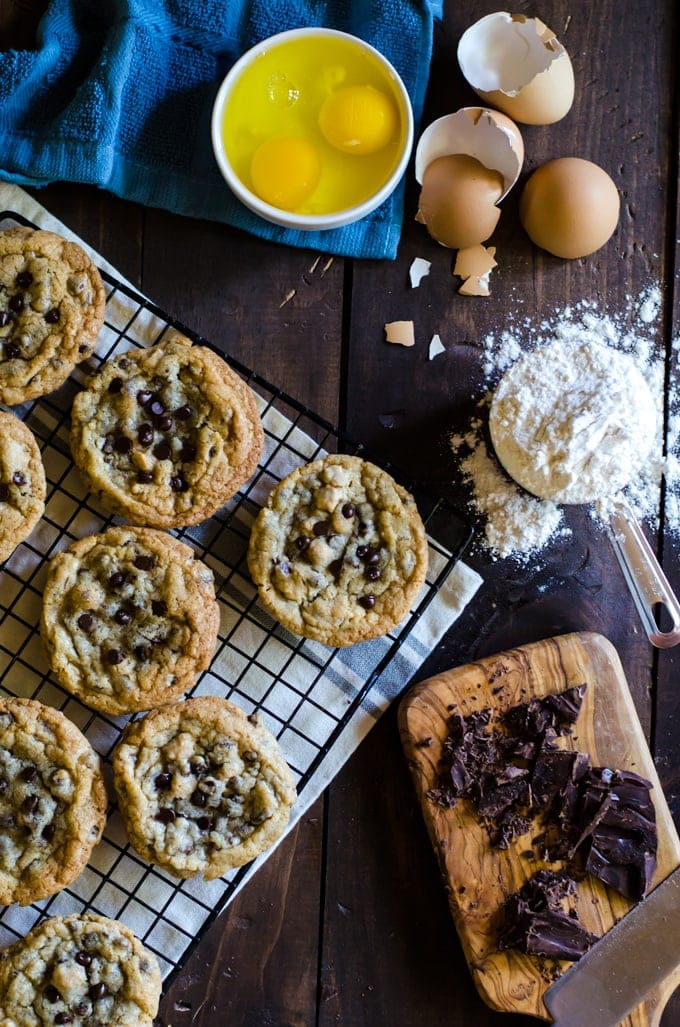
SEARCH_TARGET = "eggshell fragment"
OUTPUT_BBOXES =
[415,107,524,199]
[519,158,620,259]
[429,334,446,359]
[416,154,503,249]
[385,321,415,347]
[458,12,574,125]
[454,244,498,279]
[409,257,432,288]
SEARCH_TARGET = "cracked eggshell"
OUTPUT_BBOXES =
[415,107,523,200]
[458,12,574,126]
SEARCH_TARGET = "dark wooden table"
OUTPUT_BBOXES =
[2,1,679,1024]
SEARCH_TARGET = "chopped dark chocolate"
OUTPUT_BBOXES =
[430,684,658,906]
[498,869,597,961]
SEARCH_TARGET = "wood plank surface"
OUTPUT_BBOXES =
[399,632,680,1024]
[0,0,678,1024]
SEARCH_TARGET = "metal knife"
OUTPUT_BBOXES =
[544,865,680,1026]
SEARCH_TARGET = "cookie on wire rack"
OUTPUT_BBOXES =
[0,226,105,405]
[112,697,297,880]
[40,525,220,716]
[0,409,46,563]
[69,332,264,528]
[0,912,162,1025]
[247,453,429,647]
[0,697,107,906]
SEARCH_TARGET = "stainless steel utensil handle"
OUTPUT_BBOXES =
[608,500,680,648]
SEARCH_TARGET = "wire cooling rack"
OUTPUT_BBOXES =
[0,209,472,983]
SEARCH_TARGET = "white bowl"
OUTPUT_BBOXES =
[211,27,414,231]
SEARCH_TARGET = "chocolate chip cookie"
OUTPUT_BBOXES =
[0,912,162,1025]
[112,697,297,880]
[0,227,106,405]
[0,697,107,906]
[41,526,220,716]
[69,333,264,528]
[0,410,46,562]
[247,454,429,647]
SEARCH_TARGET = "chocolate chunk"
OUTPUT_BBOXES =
[89,983,109,1000]
[329,558,343,579]
[74,1005,90,1017]
[155,807,176,824]
[137,389,153,407]
[313,520,330,536]
[106,648,124,665]
[135,644,151,661]
[137,423,154,447]
[191,788,207,808]
[152,599,167,616]
[114,608,132,626]
[55,1015,73,1025]
[0,312,9,327]
[155,772,172,791]
[342,503,355,518]
[295,536,312,552]
[113,435,132,454]
[356,544,368,558]
[197,815,214,831]
[42,822,56,842]
[153,441,171,461]
[0,484,10,502]
[134,555,155,571]
[149,396,165,417]
[20,765,37,783]
[108,377,123,393]
[8,294,24,313]
[16,271,33,288]
[154,414,173,431]
[170,474,188,493]
[358,595,375,609]
[0,779,7,795]
[109,571,126,588]
[499,870,598,961]
[21,794,39,814]
[76,950,93,966]
[174,404,193,421]
[45,307,60,324]
[364,565,381,581]
[44,985,61,1003]
[12,471,25,486]
[4,342,20,359]
[180,443,196,462]
[137,470,154,484]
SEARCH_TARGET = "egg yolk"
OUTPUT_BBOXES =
[319,84,397,155]
[250,135,322,211]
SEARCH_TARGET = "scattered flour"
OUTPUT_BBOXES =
[451,285,674,562]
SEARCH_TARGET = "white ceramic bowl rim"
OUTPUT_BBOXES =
[210,26,415,231]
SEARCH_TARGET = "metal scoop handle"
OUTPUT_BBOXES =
[607,499,680,648]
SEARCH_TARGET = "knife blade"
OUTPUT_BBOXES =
[543,865,680,1026]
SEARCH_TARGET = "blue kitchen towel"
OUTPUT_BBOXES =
[0,0,442,259]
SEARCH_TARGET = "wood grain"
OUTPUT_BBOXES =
[399,632,680,1024]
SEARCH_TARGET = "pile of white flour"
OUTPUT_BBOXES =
[450,285,678,562]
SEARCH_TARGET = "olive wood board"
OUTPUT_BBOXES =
[398,632,680,1025]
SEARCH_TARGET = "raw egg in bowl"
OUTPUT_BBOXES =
[211,28,414,231]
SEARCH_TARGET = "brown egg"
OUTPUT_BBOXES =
[416,154,504,249]
[519,157,620,258]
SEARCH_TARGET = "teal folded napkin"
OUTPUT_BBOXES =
[0,0,442,259]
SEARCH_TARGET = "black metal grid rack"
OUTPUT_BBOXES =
[0,209,472,984]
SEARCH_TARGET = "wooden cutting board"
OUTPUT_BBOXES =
[398,632,680,1025]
